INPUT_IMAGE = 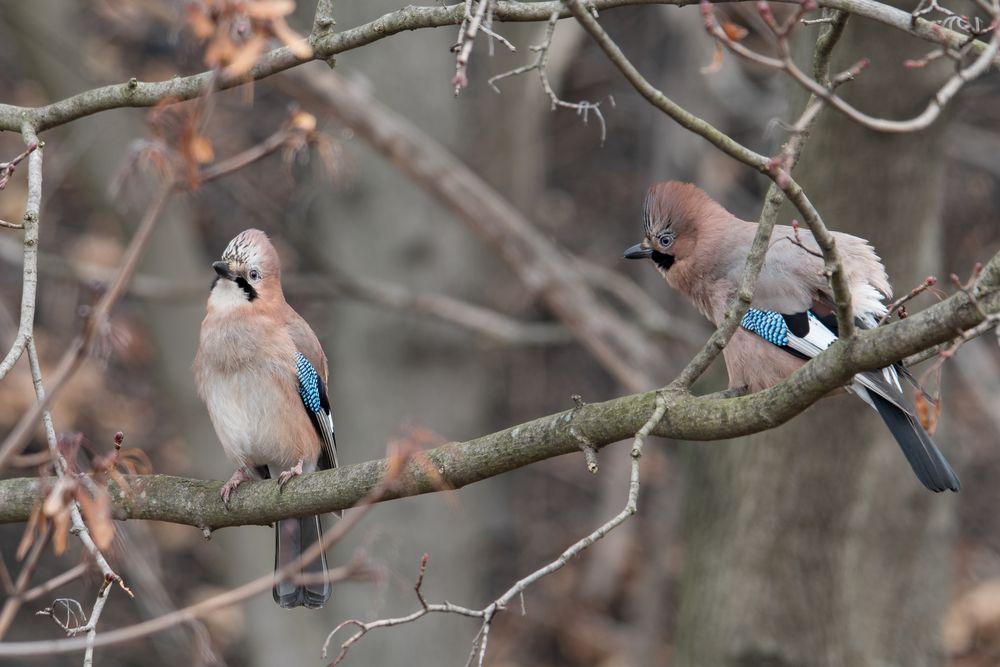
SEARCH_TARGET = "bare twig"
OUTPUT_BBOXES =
[325,393,669,667]
[0,455,407,658]
[878,275,938,325]
[21,564,88,604]
[0,125,42,382]
[0,140,40,190]
[489,10,612,143]
[453,0,496,93]
[703,0,1000,133]
[0,524,53,640]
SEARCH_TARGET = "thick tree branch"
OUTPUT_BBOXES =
[1,257,996,528]
[0,0,992,134]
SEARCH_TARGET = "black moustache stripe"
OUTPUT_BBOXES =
[234,276,258,301]
[651,250,675,271]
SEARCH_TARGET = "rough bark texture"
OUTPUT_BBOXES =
[674,9,957,667]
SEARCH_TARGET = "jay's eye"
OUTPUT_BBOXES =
[248,268,261,281]
[658,232,675,249]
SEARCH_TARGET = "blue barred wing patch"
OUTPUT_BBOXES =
[740,308,789,347]
[295,352,322,413]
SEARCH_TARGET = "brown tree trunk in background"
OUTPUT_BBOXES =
[674,11,956,667]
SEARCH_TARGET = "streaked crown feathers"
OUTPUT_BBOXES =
[220,228,280,279]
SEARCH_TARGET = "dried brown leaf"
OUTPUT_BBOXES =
[222,34,267,77]
[915,393,941,434]
[271,18,313,59]
[189,134,215,164]
[52,510,70,556]
[722,21,749,41]
[187,6,216,40]
[16,505,42,560]
[244,0,296,19]
[701,43,725,74]
[78,491,115,551]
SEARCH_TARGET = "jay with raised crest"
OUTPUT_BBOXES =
[624,181,960,493]
[195,229,339,608]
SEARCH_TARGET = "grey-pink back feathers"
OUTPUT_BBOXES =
[638,181,891,324]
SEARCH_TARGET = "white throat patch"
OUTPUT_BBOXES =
[209,278,250,311]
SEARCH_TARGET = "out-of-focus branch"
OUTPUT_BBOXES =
[574,260,709,347]
[1,255,997,528]
[284,68,667,392]
[0,236,573,346]
[0,525,52,639]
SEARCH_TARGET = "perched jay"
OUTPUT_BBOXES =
[195,229,339,608]
[625,181,959,492]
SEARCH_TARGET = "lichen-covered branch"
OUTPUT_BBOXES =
[1,255,996,529]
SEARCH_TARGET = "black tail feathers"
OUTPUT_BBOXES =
[273,515,332,609]
[869,393,960,493]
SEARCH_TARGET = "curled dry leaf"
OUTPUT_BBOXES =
[915,392,941,434]
[701,44,725,74]
[77,490,115,551]
[16,505,44,560]
[51,510,71,556]
[722,21,749,41]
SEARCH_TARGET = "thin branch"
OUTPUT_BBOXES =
[0,236,573,346]
[0,181,173,474]
[0,140,40,190]
[21,564,88,604]
[453,0,496,93]
[704,0,1000,133]
[0,125,42,382]
[877,275,938,325]
[0,524,52,640]
[489,10,612,143]
[0,1,991,134]
[325,393,669,666]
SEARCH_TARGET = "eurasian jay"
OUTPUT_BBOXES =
[624,181,960,493]
[195,229,339,608]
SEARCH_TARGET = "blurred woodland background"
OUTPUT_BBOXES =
[0,1,999,666]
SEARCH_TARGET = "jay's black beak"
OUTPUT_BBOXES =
[624,243,653,260]
[213,261,236,280]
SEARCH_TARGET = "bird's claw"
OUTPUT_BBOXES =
[220,467,252,509]
[277,459,304,491]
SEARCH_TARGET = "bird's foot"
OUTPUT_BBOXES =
[277,459,304,490]
[221,466,252,509]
